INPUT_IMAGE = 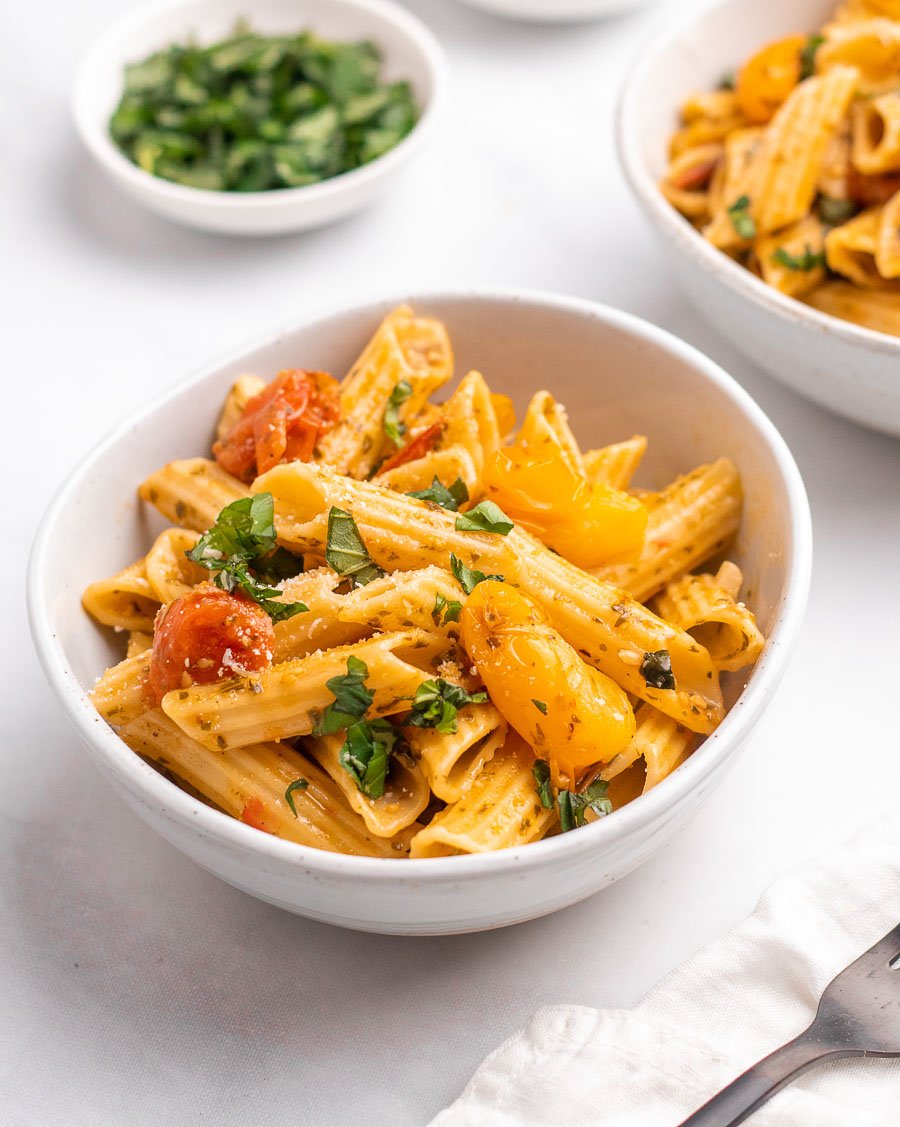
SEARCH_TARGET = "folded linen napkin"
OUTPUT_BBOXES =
[431,814,900,1126]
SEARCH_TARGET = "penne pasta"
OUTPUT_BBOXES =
[405,702,508,803]
[215,374,267,441]
[144,527,204,604]
[582,436,648,489]
[90,651,152,726]
[82,559,160,632]
[140,457,251,532]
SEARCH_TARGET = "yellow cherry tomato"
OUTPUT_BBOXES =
[736,35,806,124]
[460,581,635,781]
[482,441,647,568]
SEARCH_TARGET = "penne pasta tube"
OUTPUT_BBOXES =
[161,630,451,751]
[119,710,408,857]
[82,559,160,632]
[215,374,266,441]
[409,734,555,858]
[802,279,900,335]
[876,190,900,277]
[144,527,203,604]
[517,391,584,473]
[126,631,153,658]
[139,457,251,532]
[825,206,896,286]
[374,445,480,500]
[757,215,828,298]
[582,436,648,489]
[853,92,900,173]
[315,305,452,478]
[255,461,725,733]
[305,732,430,837]
[90,651,152,726]
[436,370,504,479]
[404,702,508,803]
[599,704,695,794]
[596,458,743,604]
[818,19,900,91]
[653,561,765,673]
[272,569,367,662]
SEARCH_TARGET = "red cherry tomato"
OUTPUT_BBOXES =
[145,583,275,706]
[213,369,339,483]
[377,421,444,474]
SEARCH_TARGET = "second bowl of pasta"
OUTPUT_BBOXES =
[28,291,810,934]
[617,0,900,436]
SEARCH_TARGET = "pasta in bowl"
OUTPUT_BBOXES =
[29,293,810,933]
[617,0,900,436]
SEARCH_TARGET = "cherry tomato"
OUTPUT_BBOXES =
[482,440,647,568]
[736,36,806,124]
[213,369,339,483]
[461,581,635,782]
[378,420,444,473]
[145,583,275,706]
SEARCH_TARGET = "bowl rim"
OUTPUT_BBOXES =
[615,0,900,356]
[70,0,447,211]
[28,287,813,883]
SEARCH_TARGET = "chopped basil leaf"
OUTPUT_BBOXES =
[432,592,463,626]
[407,679,488,735]
[532,699,548,715]
[558,779,613,832]
[727,195,756,240]
[533,759,553,808]
[325,506,384,587]
[407,476,469,511]
[455,501,514,535]
[284,777,309,817]
[450,554,504,595]
[641,649,676,691]
[314,655,374,735]
[772,245,826,272]
[717,69,736,91]
[339,718,397,799]
[383,379,412,446]
[186,493,307,622]
[818,195,859,226]
[799,34,825,82]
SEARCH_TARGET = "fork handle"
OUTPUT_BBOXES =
[678,1028,857,1126]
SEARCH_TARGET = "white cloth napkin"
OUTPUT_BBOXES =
[431,814,900,1126]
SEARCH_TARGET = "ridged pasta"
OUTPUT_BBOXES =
[140,457,250,532]
[90,651,152,726]
[144,527,203,603]
[82,559,160,632]
[405,702,508,802]
[582,436,648,490]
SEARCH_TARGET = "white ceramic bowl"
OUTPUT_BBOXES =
[72,0,446,236]
[453,0,652,21]
[617,0,900,437]
[28,291,811,935]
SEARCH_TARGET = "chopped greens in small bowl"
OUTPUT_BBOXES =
[108,25,420,193]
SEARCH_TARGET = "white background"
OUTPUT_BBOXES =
[4,1,899,1124]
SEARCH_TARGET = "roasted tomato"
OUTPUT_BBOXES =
[377,420,444,474]
[481,440,647,569]
[213,369,340,483]
[736,35,807,123]
[145,583,275,706]
[460,581,635,782]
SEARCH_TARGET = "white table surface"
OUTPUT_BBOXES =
[5,1,899,1124]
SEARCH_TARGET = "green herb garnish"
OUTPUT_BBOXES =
[408,476,469,511]
[314,655,373,736]
[383,379,412,446]
[284,778,309,817]
[727,195,756,240]
[325,507,384,587]
[772,245,826,272]
[717,70,736,92]
[339,718,397,799]
[558,779,613,832]
[641,650,676,691]
[532,699,548,715]
[799,34,825,82]
[407,679,488,735]
[533,759,553,808]
[109,29,419,193]
[450,554,504,595]
[455,501,514,535]
[818,195,859,226]
[432,592,463,626]
[186,493,306,622]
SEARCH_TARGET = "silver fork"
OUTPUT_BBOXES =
[679,921,900,1126]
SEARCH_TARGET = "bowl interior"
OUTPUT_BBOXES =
[75,0,438,150]
[626,0,834,182]
[40,295,800,726]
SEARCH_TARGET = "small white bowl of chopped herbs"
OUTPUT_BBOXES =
[72,0,446,235]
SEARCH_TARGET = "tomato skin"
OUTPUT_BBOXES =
[736,36,806,124]
[460,581,635,782]
[213,370,339,483]
[145,583,275,706]
[482,442,647,568]
[377,421,444,474]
